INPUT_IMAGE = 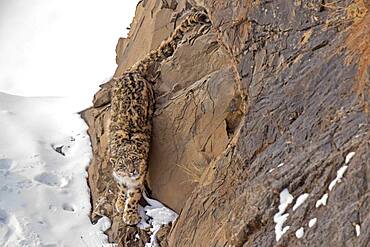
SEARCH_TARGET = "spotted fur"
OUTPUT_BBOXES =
[109,8,210,225]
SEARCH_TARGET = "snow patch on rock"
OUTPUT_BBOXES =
[293,193,309,211]
[308,218,317,228]
[138,193,178,247]
[355,224,360,237]
[328,165,348,191]
[345,152,355,164]
[273,188,293,242]
[315,193,328,208]
[295,227,304,239]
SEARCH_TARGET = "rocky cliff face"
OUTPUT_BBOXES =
[81,0,369,246]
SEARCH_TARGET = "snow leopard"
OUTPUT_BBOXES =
[109,8,211,225]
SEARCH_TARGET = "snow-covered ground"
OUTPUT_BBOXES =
[0,0,138,109]
[0,92,178,247]
[0,92,111,246]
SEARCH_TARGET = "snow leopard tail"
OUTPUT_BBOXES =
[131,8,211,77]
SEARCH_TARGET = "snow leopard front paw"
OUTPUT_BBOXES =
[123,210,141,225]
[115,194,125,213]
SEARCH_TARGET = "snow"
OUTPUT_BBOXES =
[268,163,284,173]
[313,152,356,211]
[295,227,304,239]
[345,152,355,164]
[277,163,284,168]
[327,152,355,191]
[328,165,348,191]
[0,0,138,109]
[273,188,294,242]
[0,92,111,246]
[355,224,360,237]
[308,218,317,228]
[277,189,294,217]
[138,193,178,247]
[293,193,309,211]
[270,152,357,242]
[315,193,328,208]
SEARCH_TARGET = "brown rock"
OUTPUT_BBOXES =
[82,0,370,246]
[149,67,236,212]
[93,82,111,108]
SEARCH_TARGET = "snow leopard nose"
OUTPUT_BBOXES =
[128,170,139,178]
[126,165,139,176]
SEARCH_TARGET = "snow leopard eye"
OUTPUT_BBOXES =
[129,169,139,177]
[132,157,140,165]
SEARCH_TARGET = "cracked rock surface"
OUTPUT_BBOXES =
[81,0,369,246]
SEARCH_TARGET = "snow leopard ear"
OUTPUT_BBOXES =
[109,157,115,165]
[109,157,125,167]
